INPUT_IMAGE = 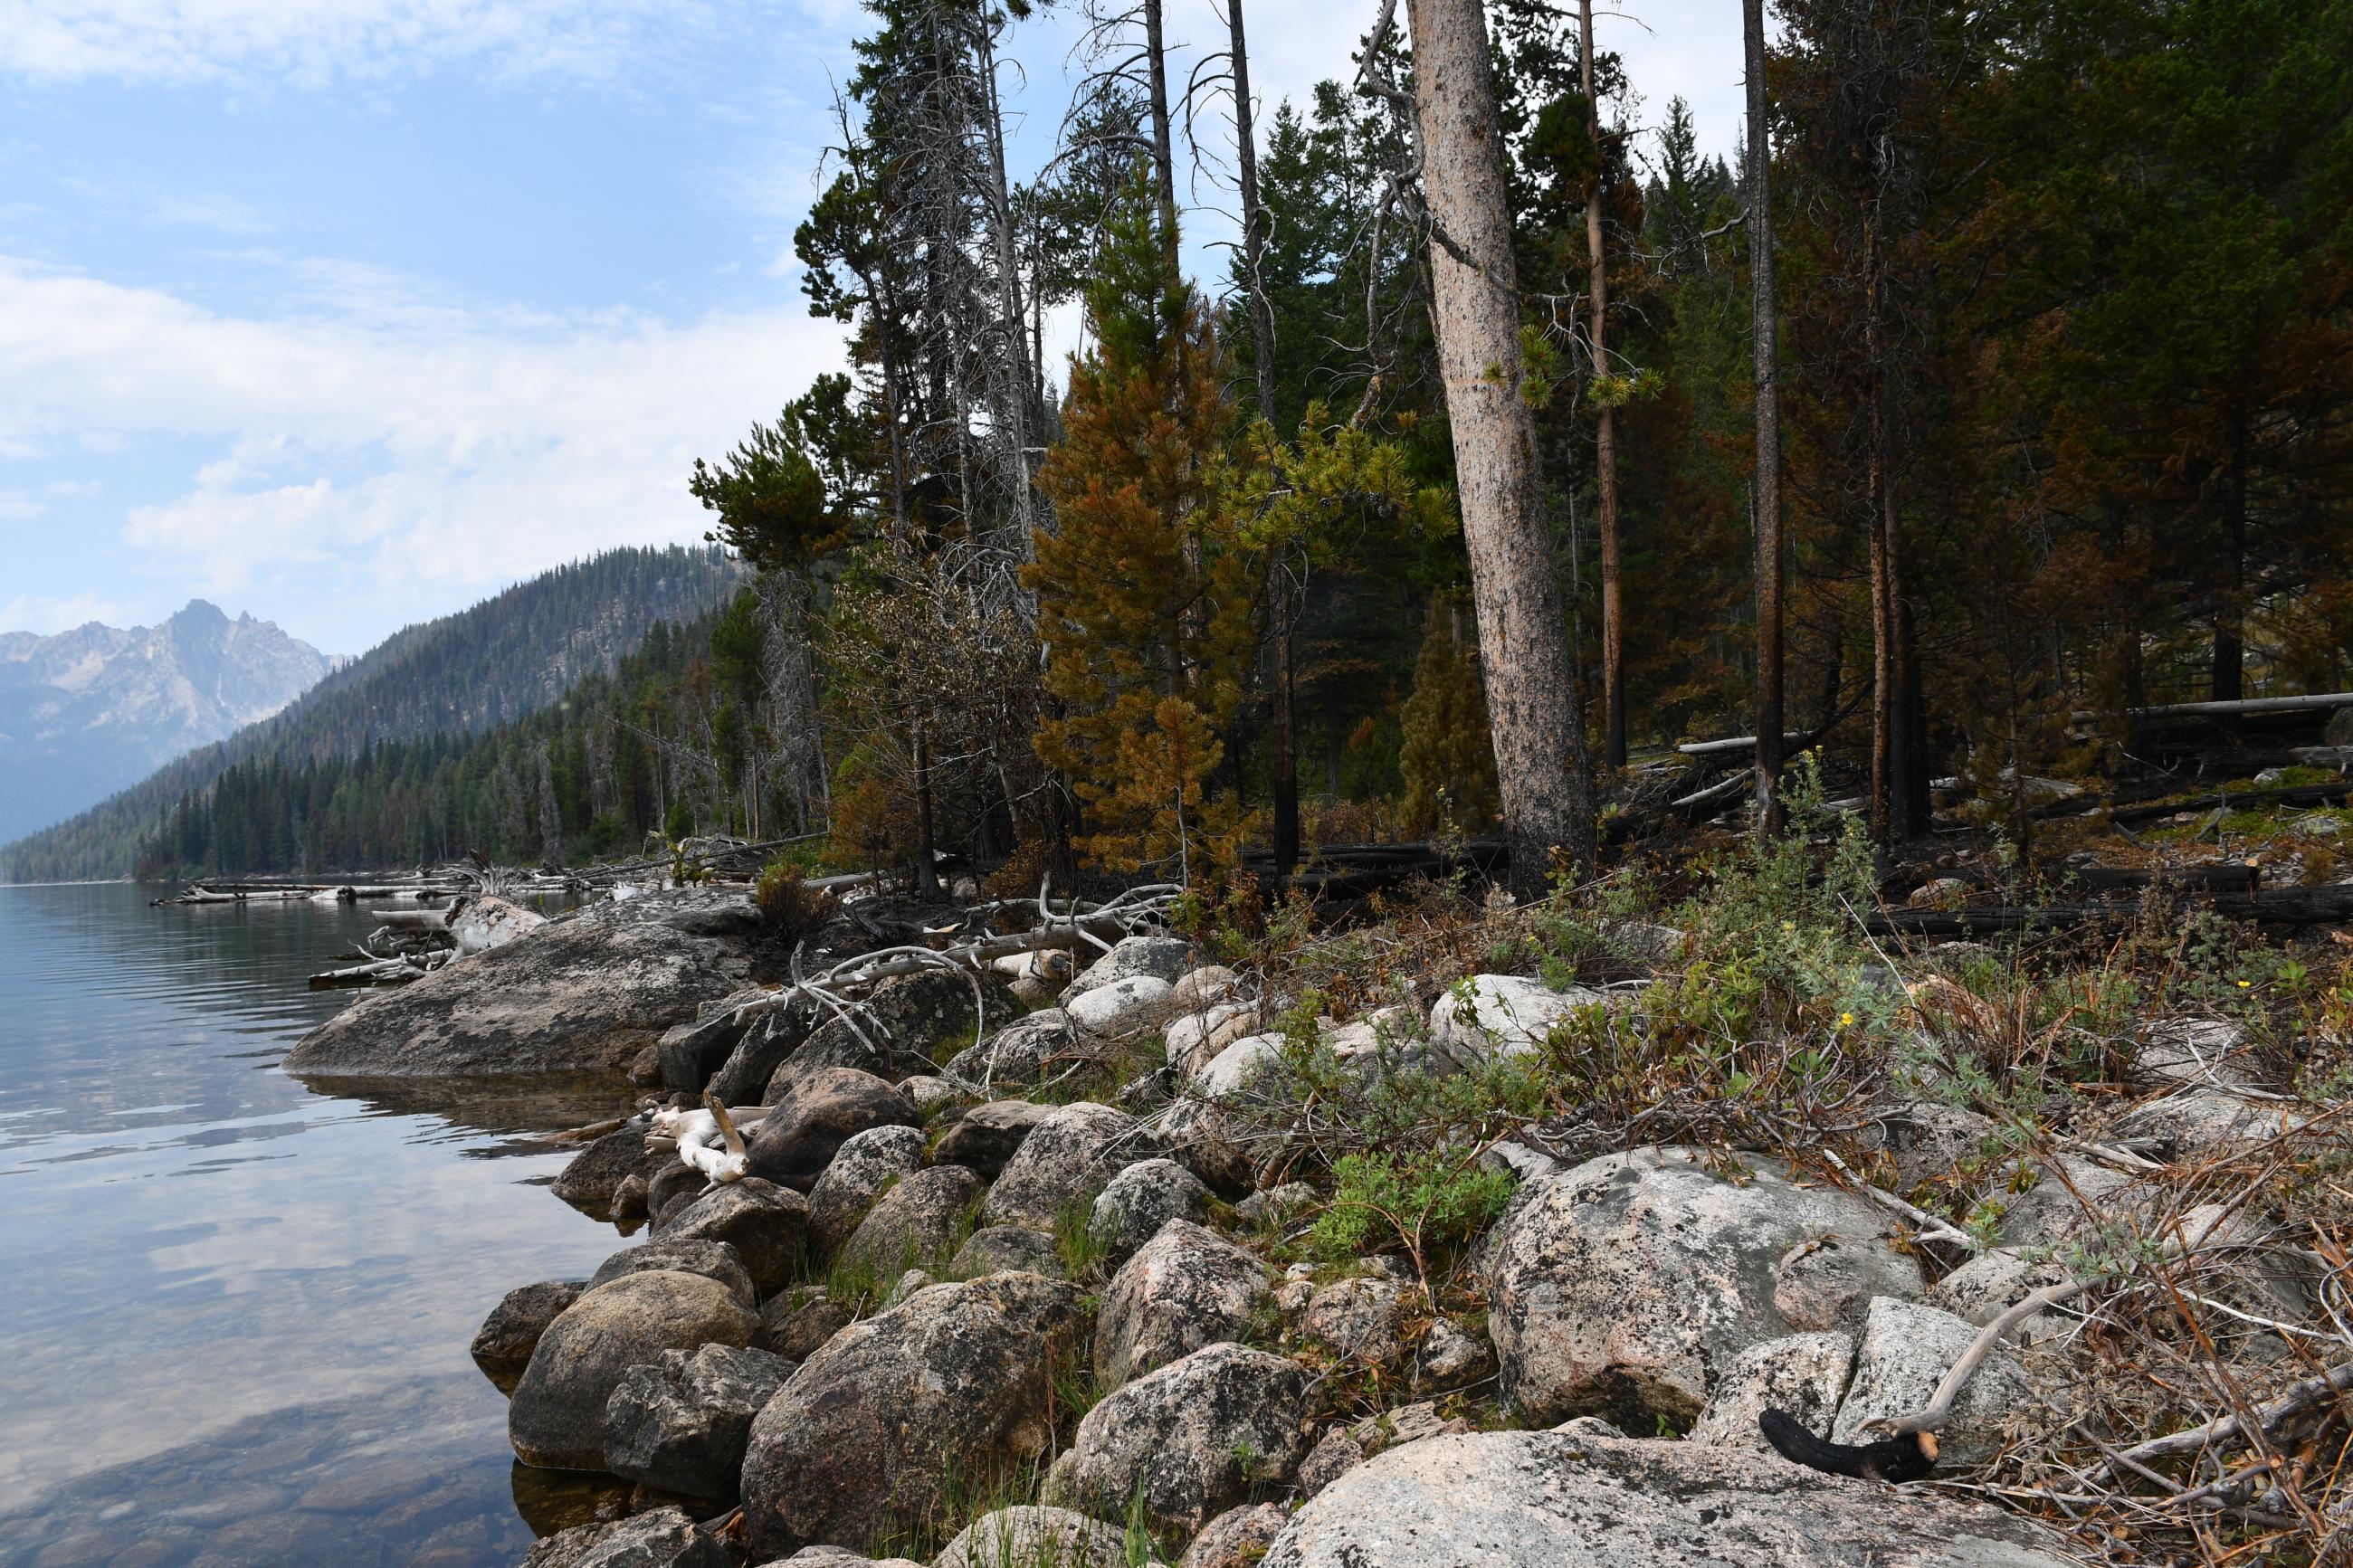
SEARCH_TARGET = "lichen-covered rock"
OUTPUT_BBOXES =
[1414,1317,1495,1392]
[838,1164,984,1274]
[1168,965,1240,1011]
[1065,935,1195,1000]
[1686,1332,1855,1454]
[1294,1427,1365,1499]
[940,1011,1077,1092]
[1996,1155,2135,1249]
[981,1101,1158,1230]
[1831,1297,2025,1467]
[1773,1232,1925,1333]
[604,1343,794,1500]
[1045,1343,1309,1535]
[933,1506,1129,1568]
[286,915,750,1078]
[1301,1274,1411,1366]
[587,1239,756,1307]
[744,1068,918,1193]
[1924,1249,2076,1342]
[1258,1430,2072,1568]
[509,1270,757,1471]
[1095,1220,1270,1387]
[805,1124,928,1255]
[739,1272,1084,1559]
[1425,974,1604,1067]
[930,1098,1055,1179]
[1481,1147,1921,1428]
[758,1287,853,1361]
[1067,974,1174,1038]
[655,1177,809,1297]
[471,1279,584,1386]
[1090,1157,1210,1264]
[898,1074,965,1118]
[1166,1002,1260,1079]
[1177,1504,1290,1568]
[951,1224,1067,1279]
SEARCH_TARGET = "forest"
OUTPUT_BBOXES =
[39,0,2352,894]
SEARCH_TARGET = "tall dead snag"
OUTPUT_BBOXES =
[1744,0,1785,836]
[1578,0,1626,770]
[1403,0,1596,895]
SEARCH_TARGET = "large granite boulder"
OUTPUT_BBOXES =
[1686,1332,1855,1454]
[933,1507,1129,1568]
[587,1240,756,1307]
[837,1164,985,1275]
[1425,974,1605,1067]
[940,1011,1078,1092]
[1481,1147,1921,1428]
[604,1343,795,1501]
[981,1101,1158,1230]
[472,1279,585,1387]
[929,1098,1056,1178]
[739,1272,1085,1559]
[654,1177,809,1297]
[1064,935,1195,1000]
[286,915,750,1078]
[1045,1342,1309,1535]
[1067,975,1173,1038]
[1258,1430,2071,1567]
[1829,1297,2026,1467]
[1089,1156,1210,1265]
[950,1224,1066,1279]
[806,1124,929,1255]
[1095,1220,1270,1386]
[509,1270,757,1471]
[744,1068,919,1192]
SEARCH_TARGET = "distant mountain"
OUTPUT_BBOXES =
[2,546,747,881]
[0,602,338,844]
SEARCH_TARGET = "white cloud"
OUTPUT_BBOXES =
[0,254,846,604]
[0,0,740,88]
[0,592,135,633]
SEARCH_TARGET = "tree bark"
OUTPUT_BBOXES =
[1580,0,1625,769]
[1407,0,1596,896]
[1144,0,1180,271]
[2213,420,2248,702]
[913,718,940,898]
[1744,0,1785,836]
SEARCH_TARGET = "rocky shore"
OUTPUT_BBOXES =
[272,874,2347,1567]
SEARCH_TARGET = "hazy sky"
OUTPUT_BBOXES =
[0,0,1748,656]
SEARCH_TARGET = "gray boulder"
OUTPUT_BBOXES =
[1067,974,1174,1038]
[930,1098,1055,1178]
[523,1507,731,1568]
[656,1177,809,1297]
[1089,1157,1210,1264]
[1830,1297,2025,1467]
[1425,974,1604,1067]
[1481,1147,1921,1428]
[1096,1219,1270,1387]
[1178,1504,1290,1568]
[740,1272,1084,1559]
[1301,1274,1411,1366]
[551,1123,661,1215]
[588,1239,756,1307]
[286,915,749,1078]
[471,1279,584,1385]
[771,971,1017,1098]
[509,1270,757,1471]
[1925,1249,2076,1342]
[709,1000,817,1106]
[806,1124,928,1255]
[951,1224,1067,1279]
[837,1164,984,1275]
[940,1010,1079,1092]
[744,1068,919,1192]
[1046,1342,1309,1535]
[982,1101,1159,1230]
[1065,935,1195,1000]
[604,1342,795,1500]
[1996,1155,2135,1249]
[1259,1430,2071,1568]
[933,1506,1129,1568]
[757,1288,853,1361]
[1686,1332,1855,1454]
[1295,1427,1366,1498]
[655,986,769,1091]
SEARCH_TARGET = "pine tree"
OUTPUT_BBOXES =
[1398,600,1500,833]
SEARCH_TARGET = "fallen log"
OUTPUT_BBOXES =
[1869,883,2353,936]
[2078,691,2353,725]
[2108,781,2353,825]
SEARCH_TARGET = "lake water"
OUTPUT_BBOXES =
[0,882,636,1566]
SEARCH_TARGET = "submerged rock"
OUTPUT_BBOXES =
[286,915,751,1079]
[1259,1430,2071,1568]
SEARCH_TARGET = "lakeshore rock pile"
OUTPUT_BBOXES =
[308,888,2327,1567]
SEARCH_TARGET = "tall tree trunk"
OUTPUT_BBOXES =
[1865,210,1896,848]
[1580,0,1625,768]
[972,14,1039,556]
[1406,0,1596,896]
[1230,0,1298,877]
[1744,0,1785,835]
[2213,421,2248,701]
[913,718,940,898]
[1144,0,1180,271]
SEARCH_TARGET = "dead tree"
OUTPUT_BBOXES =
[1744,0,1786,836]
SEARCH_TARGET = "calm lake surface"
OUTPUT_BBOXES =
[0,882,634,1566]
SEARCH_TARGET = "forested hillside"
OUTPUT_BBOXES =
[1,546,744,879]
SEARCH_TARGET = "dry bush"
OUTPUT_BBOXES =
[754,859,839,946]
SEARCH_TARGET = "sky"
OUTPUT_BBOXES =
[0,0,1750,657]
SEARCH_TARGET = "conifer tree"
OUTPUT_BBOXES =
[1398,600,1500,834]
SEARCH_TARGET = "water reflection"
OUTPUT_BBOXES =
[0,883,626,1564]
